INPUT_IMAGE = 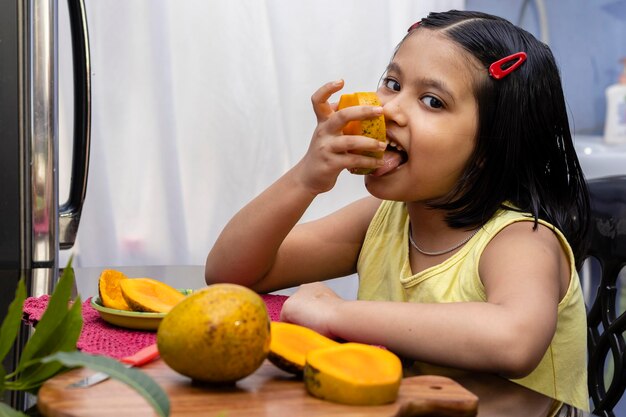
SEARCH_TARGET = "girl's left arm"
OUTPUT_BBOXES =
[280,221,567,378]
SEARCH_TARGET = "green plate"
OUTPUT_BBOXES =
[91,289,194,331]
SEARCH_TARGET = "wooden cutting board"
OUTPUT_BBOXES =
[37,359,478,417]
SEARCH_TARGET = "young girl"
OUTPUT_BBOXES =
[205,10,590,415]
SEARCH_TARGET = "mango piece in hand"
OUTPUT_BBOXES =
[337,92,386,175]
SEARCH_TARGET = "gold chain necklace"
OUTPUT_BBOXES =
[408,225,480,256]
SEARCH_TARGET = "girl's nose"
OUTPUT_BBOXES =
[382,96,407,127]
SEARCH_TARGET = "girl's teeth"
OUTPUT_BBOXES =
[389,141,404,151]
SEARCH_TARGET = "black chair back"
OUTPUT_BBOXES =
[586,175,626,416]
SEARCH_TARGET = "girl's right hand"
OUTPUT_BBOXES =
[293,80,386,195]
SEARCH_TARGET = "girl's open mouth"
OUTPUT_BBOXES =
[370,140,408,177]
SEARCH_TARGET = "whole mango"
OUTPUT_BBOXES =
[157,283,270,383]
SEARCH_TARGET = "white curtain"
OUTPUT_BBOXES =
[58,0,463,296]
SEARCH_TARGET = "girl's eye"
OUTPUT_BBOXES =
[382,77,401,92]
[421,95,444,109]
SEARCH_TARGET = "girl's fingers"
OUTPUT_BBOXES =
[328,135,387,154]
[311,80,345,121]
[346,155,386,173]
[307,81,386,174]
[310,80,383,132]
[320,136,386,171]
[325,105,384,134]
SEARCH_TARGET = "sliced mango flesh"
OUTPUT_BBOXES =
[304,342,402,405]
[120,278,186,313]
[337,92,386,175]
[268,322,339,374]
[98,269,131,310]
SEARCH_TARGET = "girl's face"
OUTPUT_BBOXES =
[365,29,484,203]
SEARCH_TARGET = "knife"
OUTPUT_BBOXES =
[67,343,160,388]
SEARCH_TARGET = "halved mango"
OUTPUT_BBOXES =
[268,322,339,375]
[120,278,186,313]
[304,342,402,405]
[98,269,131,311]
[337,92,386,175]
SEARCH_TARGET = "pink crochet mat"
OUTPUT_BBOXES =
[22,293,287,360]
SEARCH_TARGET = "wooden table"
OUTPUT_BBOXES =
[37,358,587,417]
[38,359,481,417]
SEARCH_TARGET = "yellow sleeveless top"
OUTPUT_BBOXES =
[357,200,589,411]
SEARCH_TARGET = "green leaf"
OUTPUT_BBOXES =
[15,296,83,385]
[0,279,26,363]
[17,261,80,369]
[41,351,170,417]
[0,402,28,417]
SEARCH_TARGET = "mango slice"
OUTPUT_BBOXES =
[304,342,402,405]
[120,278,186,313]
[98,269,131,311]
[268,322,339,375]
[337,92,386,175]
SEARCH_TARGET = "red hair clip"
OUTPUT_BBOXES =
[488,52,527,79]
[407,21,421,32]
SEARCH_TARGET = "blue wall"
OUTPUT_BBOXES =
[468,0,626,134]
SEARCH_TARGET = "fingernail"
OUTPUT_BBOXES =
[372,106,383,114]
[378,141,387,149]
[333,79,344,87]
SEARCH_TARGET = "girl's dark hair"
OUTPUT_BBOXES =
[411,10,590,267]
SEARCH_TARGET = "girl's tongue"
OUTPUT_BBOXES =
[370,150,404,177]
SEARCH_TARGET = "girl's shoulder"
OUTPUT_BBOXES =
[479,208,575,300]
[483,207,569,246]
[480,207,571,264]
